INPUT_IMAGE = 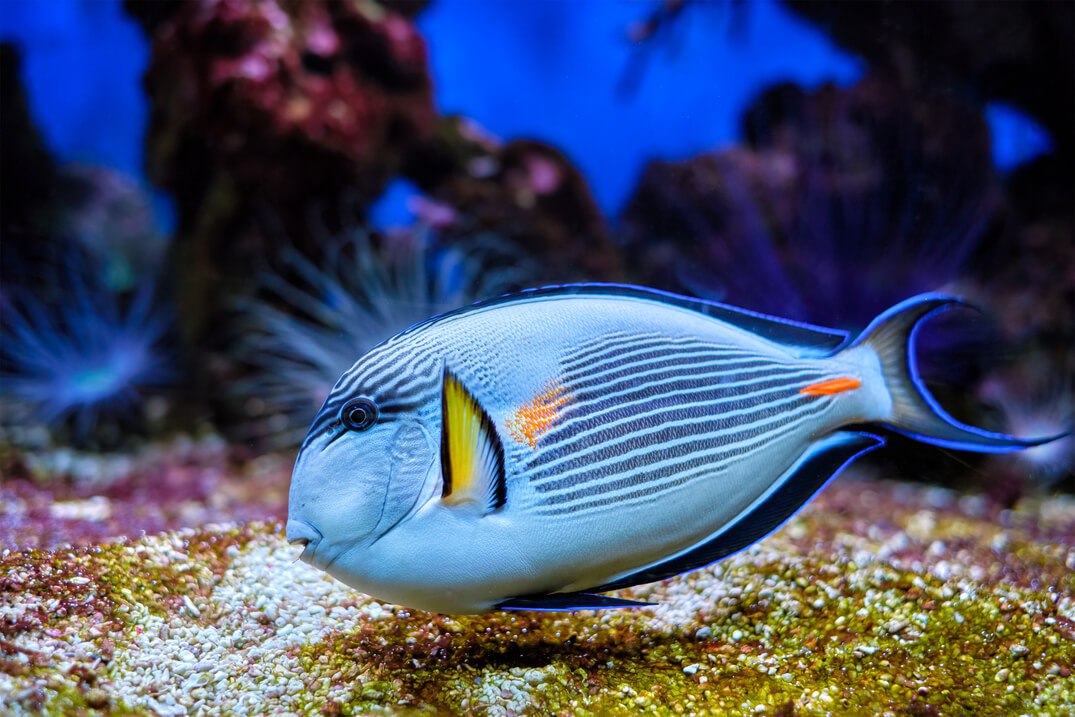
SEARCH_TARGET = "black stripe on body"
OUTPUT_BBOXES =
[562,336,744,374]
[531,398,832,506]
[563,346,755,387]
[527,371,825,477]
[560,333,669,367]
[584,432,883,590]
[552,363,814,435]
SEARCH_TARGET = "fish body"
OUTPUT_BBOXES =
[286,285,1049,614]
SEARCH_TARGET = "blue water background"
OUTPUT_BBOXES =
[0,0,1052,233]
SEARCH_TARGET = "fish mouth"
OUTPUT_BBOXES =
[285,519,322,562]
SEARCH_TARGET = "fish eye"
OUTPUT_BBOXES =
[340,397,378,431]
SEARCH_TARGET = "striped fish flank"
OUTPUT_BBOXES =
[517,338,844,514]
[286,284,1058,614]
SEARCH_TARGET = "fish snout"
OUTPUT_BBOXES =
[285,519,322,552]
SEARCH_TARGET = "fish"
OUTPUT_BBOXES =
[285,284,1056,614]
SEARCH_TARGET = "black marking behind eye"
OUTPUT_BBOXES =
[378,401,421,415]
[340,397,379,431]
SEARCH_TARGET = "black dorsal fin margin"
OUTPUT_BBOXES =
[396,283,849,354]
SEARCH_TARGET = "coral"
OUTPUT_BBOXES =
[52,165,169,293]
[784,1,1073,159]
[0,251,173,449]
[0,44,177,451]
[979,357,1075,493]
[127,0,438,362]
[615,73,1072,488]
[125,0,621,420]
[224,210,538,447]
[135,0,434,214]
[405,120,624,284]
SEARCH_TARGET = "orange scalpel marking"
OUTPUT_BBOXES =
[506,383,572,449]
[800,377,862,396]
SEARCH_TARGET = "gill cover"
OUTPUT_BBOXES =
[372,420,435,539]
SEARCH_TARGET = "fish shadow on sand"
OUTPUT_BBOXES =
[312,609,693,674]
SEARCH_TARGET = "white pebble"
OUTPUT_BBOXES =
[182,595,201,619]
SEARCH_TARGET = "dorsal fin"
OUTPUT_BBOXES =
[440,367,506,514]
[398,283,849,354]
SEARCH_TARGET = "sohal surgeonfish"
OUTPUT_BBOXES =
[286,285,1056,614]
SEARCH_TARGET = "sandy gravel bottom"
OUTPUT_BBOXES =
[1,475,1073,716]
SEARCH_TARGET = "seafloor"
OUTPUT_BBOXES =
[1,443,1073,716]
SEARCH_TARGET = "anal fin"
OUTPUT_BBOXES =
[591,431,884,593]
[497,592,655,611]
[441,367,506,513]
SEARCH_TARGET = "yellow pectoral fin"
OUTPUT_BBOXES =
[440,367,506,514]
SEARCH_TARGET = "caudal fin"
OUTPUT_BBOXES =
[850,294,1063,453]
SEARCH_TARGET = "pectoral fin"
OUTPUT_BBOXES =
[440,367,506,513]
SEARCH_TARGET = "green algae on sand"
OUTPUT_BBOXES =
[1,479,1073,715]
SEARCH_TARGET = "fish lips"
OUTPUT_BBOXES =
[285,520,324,565]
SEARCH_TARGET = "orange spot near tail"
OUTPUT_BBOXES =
[800,377,862,396]
[506,383,572,449]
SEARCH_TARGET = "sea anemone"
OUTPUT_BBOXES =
[979,357,1074,490]
[677,78,997,330]
[0,252,173,448]
[227,211,538,448]
[620,74,1010,392]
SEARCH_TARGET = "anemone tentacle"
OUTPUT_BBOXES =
[228,216,538,448]
[0,253,173,445]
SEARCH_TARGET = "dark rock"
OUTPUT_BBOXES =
[784,0,1074,157]
[405,118,622,282]
[0,43,59,264]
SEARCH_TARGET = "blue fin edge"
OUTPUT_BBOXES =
[496,593,656,611]
[851,294,1065,453]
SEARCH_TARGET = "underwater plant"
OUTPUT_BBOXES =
[0,252,173,448]
[228,210,538,448]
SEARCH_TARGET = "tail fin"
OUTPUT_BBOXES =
[850,294,1063,453]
